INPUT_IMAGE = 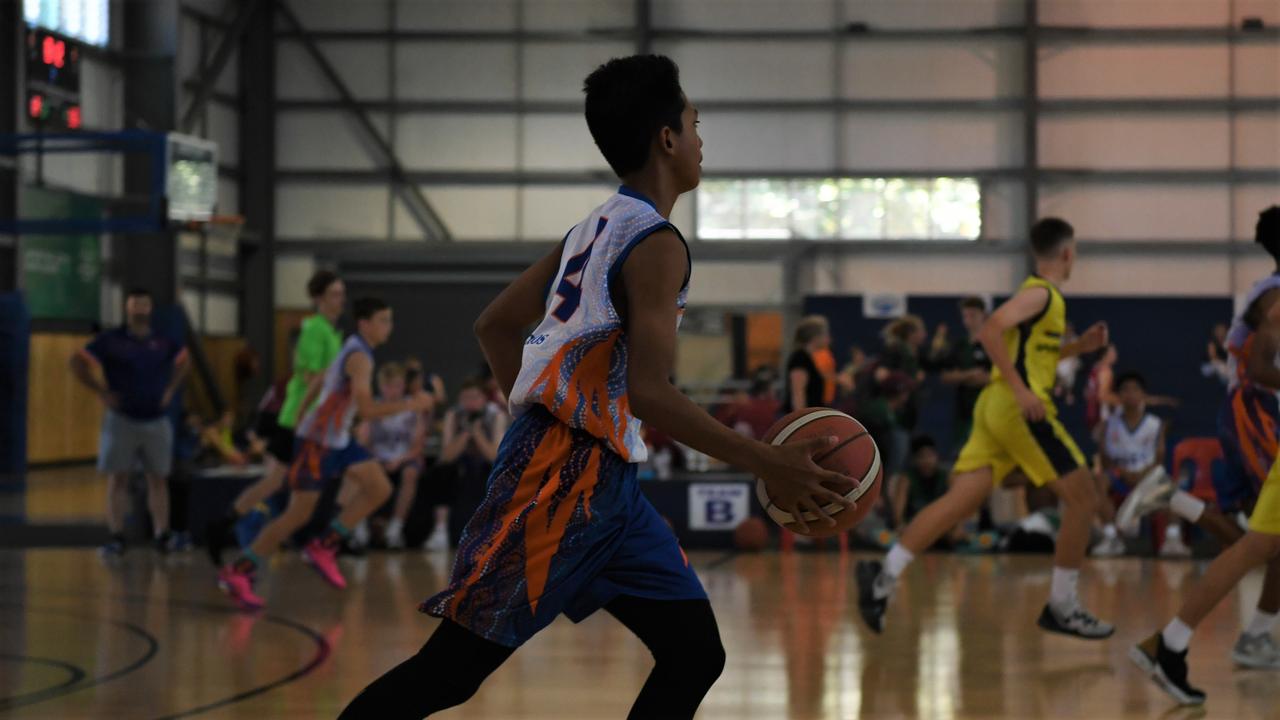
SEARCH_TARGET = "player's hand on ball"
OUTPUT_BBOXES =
[1015,386,1046,422]
[756,436,856,534]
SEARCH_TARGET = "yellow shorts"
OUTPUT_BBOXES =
[1249,460,1280,535]
[953,383,1086,487]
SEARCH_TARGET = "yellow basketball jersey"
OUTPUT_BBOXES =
[991,275,1066,402]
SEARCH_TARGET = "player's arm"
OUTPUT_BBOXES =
[1060,322,1108,359]
[1247,296,1280,390]
[474,243,566,399]
[623,231,853,532]
[349,354,431,421]
[979,287,1052,420]
[69,348,116,408]
[161,348,191,408]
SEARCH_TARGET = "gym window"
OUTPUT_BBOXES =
[696,177,981,241]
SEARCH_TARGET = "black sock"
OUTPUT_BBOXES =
[338,620,514,718]
[110,533,126,546]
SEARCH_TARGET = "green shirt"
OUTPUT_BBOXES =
[277,314,342,428]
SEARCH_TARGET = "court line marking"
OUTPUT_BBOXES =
[0,584,331,719]
[0,653,87,709]
[0,604,159,713]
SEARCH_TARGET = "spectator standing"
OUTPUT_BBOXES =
[1202,322,1230,386]
[784,315,832,413]
[435,378,509,550]
[933,297,992,447]
[878,315,928,433]
[70,288,189,556]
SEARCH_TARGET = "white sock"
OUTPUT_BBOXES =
[1246,610,1279,637]
[1162,617,1194,652]
[1165,523,1183,540]
[884,544,915,579]
[1169,490,1205,523]
[386,518,404,537]
[1050,567,1079,610]
[1103,524,1118,539]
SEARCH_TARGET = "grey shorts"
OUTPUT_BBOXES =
[99,411,173,476]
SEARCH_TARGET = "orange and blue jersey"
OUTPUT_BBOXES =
[288,335,375,491]
[507,186,690,462]
[422,187,705,647]
[1217,274,1280,510]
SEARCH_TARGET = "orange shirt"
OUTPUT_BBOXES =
[812,348,838,405]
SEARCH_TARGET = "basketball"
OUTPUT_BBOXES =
[756,408,883,537]
[733,517,770,552]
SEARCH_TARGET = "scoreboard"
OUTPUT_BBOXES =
[25,27,82,130]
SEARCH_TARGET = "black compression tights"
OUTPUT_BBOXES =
[338,596,726,720]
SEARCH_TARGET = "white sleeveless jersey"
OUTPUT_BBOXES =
[369,407,419,463]
[295,335,373,449]
[1102,412,1162,472]
[508,187,689,462]
[1227,273,1280,391]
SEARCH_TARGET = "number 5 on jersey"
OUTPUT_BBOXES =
[552,217,607,323]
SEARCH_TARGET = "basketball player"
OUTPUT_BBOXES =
[857,218,1116,639]
[218,298,432,609]
[339,54,853,720]
[1132,210,1280,703]
[1125,206,1280,674]
[205,270,345,565]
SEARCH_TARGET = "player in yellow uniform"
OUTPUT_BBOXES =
[1130,212,1280,705]
[857,218,1114,639]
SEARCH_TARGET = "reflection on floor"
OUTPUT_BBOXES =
[0,548,1273,719]
[2,466,104,524]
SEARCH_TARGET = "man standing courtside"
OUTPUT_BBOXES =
[71,288,189,557]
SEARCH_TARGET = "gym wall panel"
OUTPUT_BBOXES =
[20,150,121,199]
[1235,0,1280,24]
[177,13,200,81]
[394,42,517,100]
[1069,255,1230,296]
[1037,0,1229,27]
[654,0,836,30]
[208,103,239,169]
[1038,114,1229,169]
[656,41,835,100]
[396,0,517,30]
[519,185,616,239]
[522,42,635,100]
[1235,114,1280,169]
[1234,186,1280,241]
[277,185,390,238]
[393,187,518,240]
[810,253,1021,294]
[1038,185,1230,240]
[521,115,609,171]
[700,112,836,172]
[27,333,103,464]
[214,45,238,96]
[1038,45,1227,98]
[277,41,389,101]
[396,114,518,171]
[1235,45,1280,97]
[686,261,785,305]
[524,0,633,31]
[291,0,389,30]
[277,111,388,170]
[1234,256,1277,294]
[274,254,317,310]
[217,178,238,215]
[205,292,239,336]
[80,56,123,133]
[981,180,1028,241]
[841,0,1023,28]
[841,112,1023,169]
[842,41,1023,99]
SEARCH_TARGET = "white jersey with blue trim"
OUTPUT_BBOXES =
[1227,273,1280,391]
[508,186,689,462]
[1102,412,1162,473]
[295,334,373,449]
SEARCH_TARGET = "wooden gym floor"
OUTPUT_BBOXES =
[0,545,1274,719]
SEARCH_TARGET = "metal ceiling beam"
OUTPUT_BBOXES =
[275,97,1027,113]
[274,0,452,240]
[274,168,1021,185]
[180,0,261,134]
